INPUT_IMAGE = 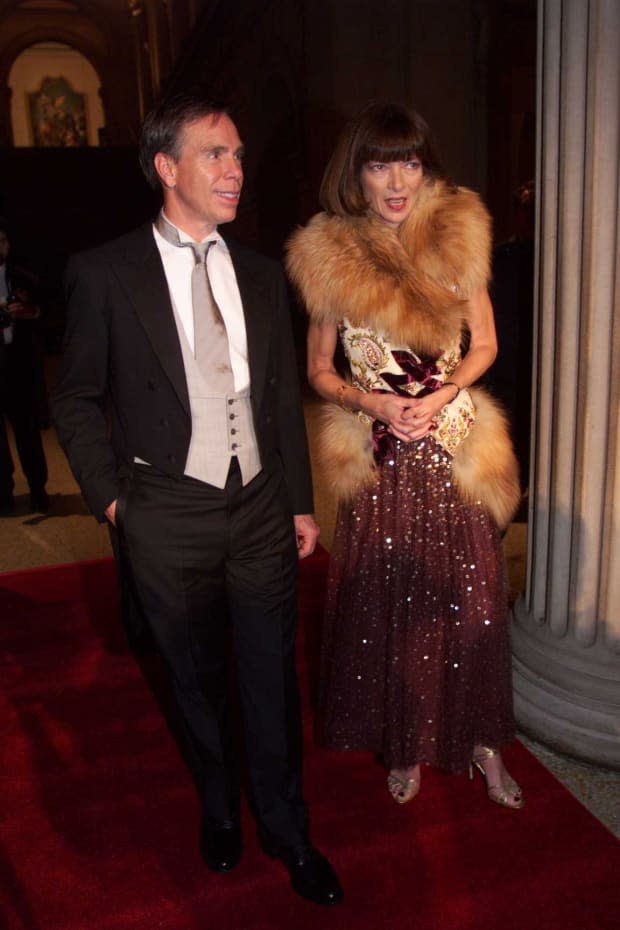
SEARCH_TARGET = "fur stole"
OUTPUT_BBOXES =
[286,180,520,528]
[285,179,492,355]
[319,389,520,529]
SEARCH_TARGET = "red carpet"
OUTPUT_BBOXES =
[1,551,618,930]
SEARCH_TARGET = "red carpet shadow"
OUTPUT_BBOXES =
[0,551,618,930]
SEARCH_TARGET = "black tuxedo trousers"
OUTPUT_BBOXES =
[115,459,308,848]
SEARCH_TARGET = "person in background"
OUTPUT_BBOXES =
[485,180,535,494]
[51,92,342,907]
[287,101,523,809]
[0,217,49,515]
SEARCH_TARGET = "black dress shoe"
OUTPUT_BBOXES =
[262,840,343,906]
[29,490,49,513]
[200,819,242,873]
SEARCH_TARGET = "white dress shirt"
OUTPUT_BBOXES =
[152,217,250,391]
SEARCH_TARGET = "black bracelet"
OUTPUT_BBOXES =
[443,380,461,401]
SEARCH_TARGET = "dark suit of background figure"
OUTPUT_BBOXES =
[485,182,535,492]
[0,227,49,513]
[51,103,342,906]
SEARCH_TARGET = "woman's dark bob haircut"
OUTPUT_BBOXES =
[319,101,446,216]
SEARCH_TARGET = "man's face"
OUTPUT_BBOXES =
[156,113,244,239]
[0,231,9,265]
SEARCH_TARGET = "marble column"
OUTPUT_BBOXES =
[511,0,620,768]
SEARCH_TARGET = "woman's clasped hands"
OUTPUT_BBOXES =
[366,392,443,443]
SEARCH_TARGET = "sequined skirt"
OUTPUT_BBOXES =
[319,436,516,773]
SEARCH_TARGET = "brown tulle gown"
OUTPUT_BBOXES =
[319,435,516,774]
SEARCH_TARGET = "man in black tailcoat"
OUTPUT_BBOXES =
[51,92,342,907]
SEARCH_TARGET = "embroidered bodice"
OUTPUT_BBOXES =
[338,317,475,457]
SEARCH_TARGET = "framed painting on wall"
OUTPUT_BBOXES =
[28,76,88,147]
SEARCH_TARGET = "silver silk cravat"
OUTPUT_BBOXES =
[154,212,261,488]
[155,213,234,390]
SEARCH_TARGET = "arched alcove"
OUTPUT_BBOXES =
[0,1,141,146]
[9,41,104,147]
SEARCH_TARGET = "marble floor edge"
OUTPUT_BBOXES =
[518,732,620,839]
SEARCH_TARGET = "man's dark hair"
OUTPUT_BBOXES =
[139,92,229,190]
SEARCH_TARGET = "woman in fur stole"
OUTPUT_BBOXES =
[286,102,523,808]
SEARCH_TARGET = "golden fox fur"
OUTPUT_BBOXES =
[285,179,521,529]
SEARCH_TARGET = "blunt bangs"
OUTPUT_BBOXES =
[358,138,424,167]
[356,107,427,170]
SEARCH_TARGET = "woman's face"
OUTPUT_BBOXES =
[360,157,424,228]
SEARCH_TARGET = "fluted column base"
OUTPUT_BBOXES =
[512,597,620,770]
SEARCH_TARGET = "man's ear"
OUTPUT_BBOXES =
[154,151,177,188]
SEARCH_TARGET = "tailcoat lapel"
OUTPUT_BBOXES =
[108,225,273,419]
[111,223,190,415]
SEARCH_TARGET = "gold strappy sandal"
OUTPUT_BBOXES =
[469,746,525,809]
[387,768,420,805]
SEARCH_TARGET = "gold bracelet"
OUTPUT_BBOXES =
[443,380,461,402]
[336,383,351,411]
